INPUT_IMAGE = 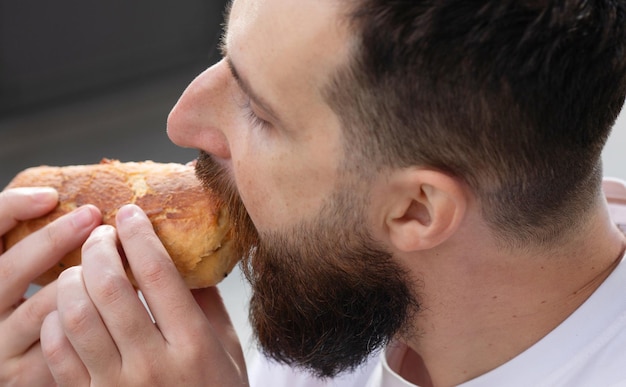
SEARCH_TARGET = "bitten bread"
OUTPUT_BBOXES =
[3,159,238,289]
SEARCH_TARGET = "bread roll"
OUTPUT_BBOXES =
[3,159,238,289]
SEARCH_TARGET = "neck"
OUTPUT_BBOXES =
[398,200,626,387]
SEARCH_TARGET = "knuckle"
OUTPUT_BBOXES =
[60,300,93,336]
[138,258,171,286]
[182,318,212,344]
[180,344,209,371]
[92,271,127,306]
[41,335,66,369]
[176,327,213,366]
[42,224,63,252]
[128,360,162,386]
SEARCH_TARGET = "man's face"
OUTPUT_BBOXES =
[168,0,418,378]
[169,0,348,231]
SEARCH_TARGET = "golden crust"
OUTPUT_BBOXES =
[3,159,238,289]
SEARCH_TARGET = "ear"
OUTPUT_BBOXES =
[384,168,467,252]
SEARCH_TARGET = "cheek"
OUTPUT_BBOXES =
[234,151,336,231]
[235,162,276,228]
[235,158,307,231]
[229,107,344,231]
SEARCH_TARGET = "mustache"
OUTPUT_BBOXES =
[195,150,259,260]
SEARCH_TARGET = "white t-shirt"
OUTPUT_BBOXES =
[249,180,626,386]
[374,254,626,387]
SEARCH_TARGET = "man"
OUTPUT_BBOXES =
[1,0,626,385]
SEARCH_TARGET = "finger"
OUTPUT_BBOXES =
[0,205,102,312]
[53,266,121,378]
[2,282,57,356]
[1,342,57,387]
[0,187,58,238]
[192,287,246,367]
[41,310,90,387]
[115,204,200,343]
[81,225,161,358]
[192,287,234,333]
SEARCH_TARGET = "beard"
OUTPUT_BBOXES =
[195,150,420,378]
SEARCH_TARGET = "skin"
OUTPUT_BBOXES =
[0,188,101,386]
[1,0,622,386]
[172,0,626,383]
[40,206,248,386]
[38,0,350,384]
[168,0,348,232]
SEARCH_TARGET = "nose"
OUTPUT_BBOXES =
[167,60,232,160]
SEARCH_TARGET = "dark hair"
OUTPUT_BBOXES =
[326,0,626,246]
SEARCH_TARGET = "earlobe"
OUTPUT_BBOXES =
[386,170,467,252]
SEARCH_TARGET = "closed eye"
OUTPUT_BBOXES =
[243,99,272,131]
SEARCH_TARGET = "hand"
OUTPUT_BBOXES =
[0,187,101,386]
[41,204,249,386]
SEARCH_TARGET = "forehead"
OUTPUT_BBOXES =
[226,0,348,54]
[225,0,351,111]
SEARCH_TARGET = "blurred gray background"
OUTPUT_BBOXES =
[2,0,625,367]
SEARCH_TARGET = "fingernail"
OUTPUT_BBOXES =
[25,187,58,203]
[91,224,116,238]
[72,206,95,228]
[117,204,142,224]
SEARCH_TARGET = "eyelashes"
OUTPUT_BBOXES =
[242,99,271,131]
